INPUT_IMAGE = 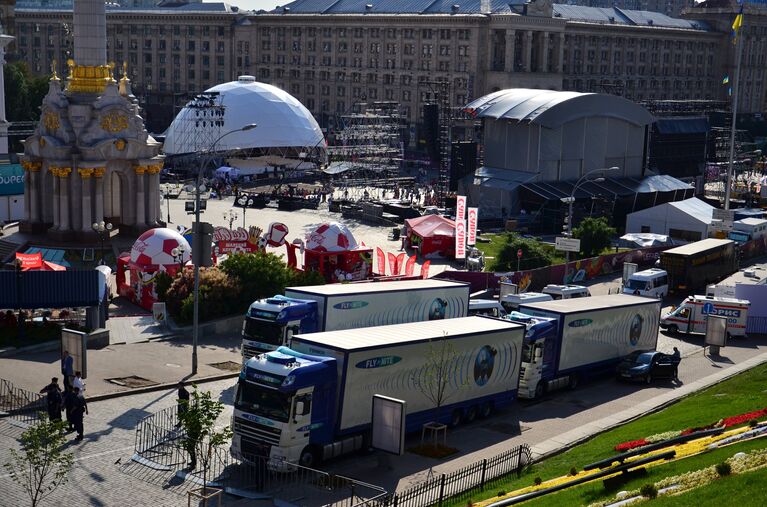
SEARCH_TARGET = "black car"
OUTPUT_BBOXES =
[616,351,679,384]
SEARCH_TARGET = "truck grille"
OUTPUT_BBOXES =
[242,344,262,362]
[234,416,281,446]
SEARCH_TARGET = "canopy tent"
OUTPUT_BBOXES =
[214,166,241,180]
[23,260,67,271]
[303,223,372,282]
[405,215,456,258]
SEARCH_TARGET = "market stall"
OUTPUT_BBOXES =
[404,215,456,258]
[303,223,373,282]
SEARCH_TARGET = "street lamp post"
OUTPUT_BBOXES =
[92,221,113,266]
[191,123,257,375]
[561,167,620,282]
[223,209,239,230]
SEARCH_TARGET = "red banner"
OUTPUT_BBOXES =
[455,220,466,259]
[456,195,466,222]
[376,247,386,275]
[404,256,417,277]
[467,207,478,246]
[16,252,43,270]
[420,260,431,279]
[387,252,397,275]
[395,253,406,275]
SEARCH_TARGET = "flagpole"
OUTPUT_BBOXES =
[724,9,744,211]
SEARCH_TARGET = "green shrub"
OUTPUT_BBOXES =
[166,267,242,325]
[491,233,555,272]
[496,490,506,497]
[748,418,758,428]
[533,477,542,486]
[154,271,173,302]
[573,217,616,258]
[715,462,732,476]
[640,484,658,499]
[569,467,578,476]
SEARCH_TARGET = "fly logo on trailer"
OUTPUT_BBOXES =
[356,356,402,369]
[334,301,369,310]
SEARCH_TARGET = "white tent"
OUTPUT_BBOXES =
[625,197,714,243]
[163,76,325,155]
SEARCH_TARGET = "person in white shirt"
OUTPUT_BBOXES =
[72,371,85,393]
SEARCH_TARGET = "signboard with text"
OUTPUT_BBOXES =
[467,207,478,245]
[456,195,466,222]
[555,237,581,253]
[0,164,24,196]
[15,252,43,270]
[455,220,466,259]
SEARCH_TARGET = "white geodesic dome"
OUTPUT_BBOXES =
[162,76,325,155]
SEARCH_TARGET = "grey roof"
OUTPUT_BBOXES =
[286,279,467,296]
[552,5,710,31]
[18,1,236,13]
[273,0,511,14]
[668,197,715,223]
[663,238,733,256]
[464,88,654,129]
[519,294,658,315]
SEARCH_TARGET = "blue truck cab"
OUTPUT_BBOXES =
[507,311,559,399]
[241,296,319,361]
[231,347,337,467]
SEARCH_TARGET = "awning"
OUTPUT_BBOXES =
[23,247,71,267]
[474,167,537,191]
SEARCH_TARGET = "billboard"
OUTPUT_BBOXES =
[467,207,478,245]
[455,220,466,259]
[456,195,466,222]
[0,164,24,196]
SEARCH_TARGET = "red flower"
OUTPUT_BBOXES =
[721,408,767,428]
[614,439,649,452]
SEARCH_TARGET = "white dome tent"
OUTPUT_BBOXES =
[163,76,327,174]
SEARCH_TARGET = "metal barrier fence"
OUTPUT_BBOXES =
[131,406,388,506]
[367,444,532,507]
[0,378,46,427]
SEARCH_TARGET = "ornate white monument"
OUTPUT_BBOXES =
[20,0,163,240]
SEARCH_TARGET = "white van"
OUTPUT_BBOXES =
[660,295,750,337]
[468,299,507,318]
[541,284,591,300]
[500,292,553,313]
[623,268,669,298]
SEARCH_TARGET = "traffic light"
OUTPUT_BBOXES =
[192,221,214,267]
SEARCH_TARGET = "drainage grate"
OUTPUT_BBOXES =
[106,376,159,388]
[208,361,242,372]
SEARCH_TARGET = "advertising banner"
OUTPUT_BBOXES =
[15,252,43,270]
[456,195,466,222]
[467,207,478,245]
[455,220,466,259]
[0,164,24,196]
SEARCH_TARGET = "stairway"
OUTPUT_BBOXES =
[0,238,22,264]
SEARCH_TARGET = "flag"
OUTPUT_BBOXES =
[420,260,431,279]
[731,6,743,45]
[395,253,406,275]
[376,247,386,275]
[387,252,397,275]
[722,75,729,85]
[404,256,417,277]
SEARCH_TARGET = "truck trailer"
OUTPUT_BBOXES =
[231,316,525,466]
[510,294,661,399]
[659,238,738,294]
[240,279,470,360]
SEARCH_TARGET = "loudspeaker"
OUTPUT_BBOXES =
[450,142,477,191]
[422,103,440,163]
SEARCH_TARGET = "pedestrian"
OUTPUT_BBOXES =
[72,371,85,393]
[61,350,74,392]
[71,387,88,441]
[39,377,63,422]
[671,347,681,380]
[63,388,76,432]
[177,382,190,424]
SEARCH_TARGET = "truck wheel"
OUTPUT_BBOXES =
[479,402,493,419]
[450,409,463,427]
[568,374,580,390]
[299,446,320,468]
[667,325,678,335]
[465,406,477,424]
[534,382,546,399]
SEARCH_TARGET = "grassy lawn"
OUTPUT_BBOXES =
[450,363,767,507]
[651,465,767,506]
[474,233,629,267]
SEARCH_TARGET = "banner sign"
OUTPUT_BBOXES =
[456,195,466,222]
[15,252,43,270]
[467,207,478,245]
[455,220,466,259]
[0,164,24,196]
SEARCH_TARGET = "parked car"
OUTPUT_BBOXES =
[616,351,679,384]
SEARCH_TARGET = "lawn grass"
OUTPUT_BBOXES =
[448,363,767,507]
[650,464,767,507]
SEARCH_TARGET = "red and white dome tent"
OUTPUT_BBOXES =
[303,223,373,282]
[117,228,191,310]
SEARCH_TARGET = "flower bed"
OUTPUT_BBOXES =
[614,407,767,451]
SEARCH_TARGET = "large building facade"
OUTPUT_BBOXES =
[11,0,767,137]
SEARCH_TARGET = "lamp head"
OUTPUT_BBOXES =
[592,177,605,183]
[241,123,258,131]
[92,222,99,231]
[106,223,113,231]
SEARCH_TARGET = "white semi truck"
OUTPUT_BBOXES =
[240,279,470,360]
[231,316,525,466]
[509,294,662,399]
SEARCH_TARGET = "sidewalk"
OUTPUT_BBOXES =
[0,332,243,399]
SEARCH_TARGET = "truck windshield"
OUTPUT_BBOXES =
[235,381,291,423]
[243,317,284,346]
[625,279,648,290]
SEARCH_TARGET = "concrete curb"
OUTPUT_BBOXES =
[85,371,241,403]
[529,352,767,463]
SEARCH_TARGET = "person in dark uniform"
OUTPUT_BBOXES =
[176,382,190,427]
[39,377,63,422]
[71,387,88,441]
[63,389,76,432]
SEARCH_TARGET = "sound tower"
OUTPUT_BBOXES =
[422,103,440,163]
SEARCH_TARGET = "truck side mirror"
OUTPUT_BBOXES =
[295,401,305,417]
[534,347,543,362]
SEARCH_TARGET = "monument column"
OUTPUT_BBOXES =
[541,32,550,73]
[51,168,60,230]
[93,167,105,224]
[29,163,42,223]
[58,167,72,232]
[524,31,533,73]
[79,168,94,233]
[147,163,162,225]
[74,0,107,66]
[134,165,146,226]
[558,33,565,73]
[0,35,13,155]
[505,30,516,73]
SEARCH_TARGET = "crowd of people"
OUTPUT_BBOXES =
[38,350,88,441]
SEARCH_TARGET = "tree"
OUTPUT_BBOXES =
[491,233,555,272]
[573,217,616,258]
[3,415,74,507]
[177,387,233,503]
[412,335,466,430]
